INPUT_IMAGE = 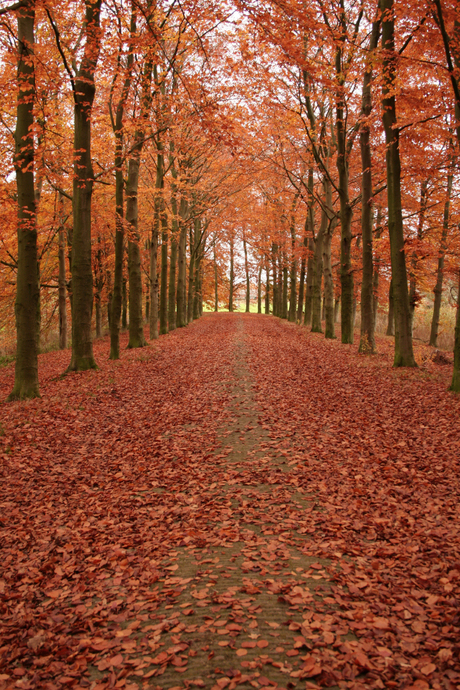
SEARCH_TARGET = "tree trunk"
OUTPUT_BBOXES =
[58,195,67,350]
[243,233,250,312]
[67,0,102,372]
[450,271,460,392]
[229,235,234,312]
[149,222,159,340]
[188,225,196,321]
[176,198,188,328]
[311,203,326,333]
[168,232,177,331]
[126,151,146,348]
[145,275,149,322]
[122,277,127,330]
[359,17,380,354]
[288,238,297,322]
[109,9,135,360]
[265,261,270,314]
[213,237,219,311]
[94,238,103,338]
[336,25,354,345]
[282,261,288,319]
[409,179,428,332]
[381,0,416,366]
[10,1,40,400]
[127,54,153,349]
[297,226,308,322]
[272,245,278,317]
[159,211,169,334]
[304,237,314,327]
[257,265,262,313]
[386,279,394,336]
[430,170,453,347]
[323,231,336,339]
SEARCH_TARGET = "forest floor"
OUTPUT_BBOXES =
[1,313,460,690]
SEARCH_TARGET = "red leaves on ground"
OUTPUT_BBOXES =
[0,314,460,689]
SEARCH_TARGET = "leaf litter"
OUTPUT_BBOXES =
[0,313,459,690]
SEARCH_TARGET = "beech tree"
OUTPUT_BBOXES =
[8,0,40,400]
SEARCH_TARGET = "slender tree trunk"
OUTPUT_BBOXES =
[122,277,127,329]
[409,179,428,332]
[303,170,315,327]
[257,265,262,313]
[94,238,103,338]
[430,170,453,347]
[188,225,196,321]
[282,260,288,319]
[304,238,314,327]
[109,9,135,360]
[229,235,234,312]
[126,152,146,348]
[10,1,40,399]
[372,208,383,335]
[265,262,270,314]
[168,232,177,331]
[288,243,297,322]
[145,275,149,322]
[58,195,67,350]
[450,271,460,392]
[127,55,153,349]
[336,19,354,345]
[382,0,416,366]
[311,205,326,333]
[272,245,278,317]
[67,0,102,372]
[386,279,394,336]
[149,222,159,340]
[213,237,219,312]
[159,210,169,334]
[359,17,380,354]
[176,199,188,328]
[297,226,308,322]
[323,229,336,339]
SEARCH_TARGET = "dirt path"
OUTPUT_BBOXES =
[1,313,460,690]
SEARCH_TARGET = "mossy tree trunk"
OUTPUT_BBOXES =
[322,180,336,339]
[359,16,380,354]
[10,0,40,400]
[335,5,355,345]
[381,0,416,367]
[109,9,135,359]
[58,193,67,350]
[127,54,154,349]
[67,0,102,372]
[386,279,394,336]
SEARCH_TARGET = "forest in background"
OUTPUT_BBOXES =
[2,0,460,398]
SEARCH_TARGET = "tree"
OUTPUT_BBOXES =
[381,0,416,367]
[9,0,40,400]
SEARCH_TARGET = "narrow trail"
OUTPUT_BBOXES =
[1,313,460,690]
